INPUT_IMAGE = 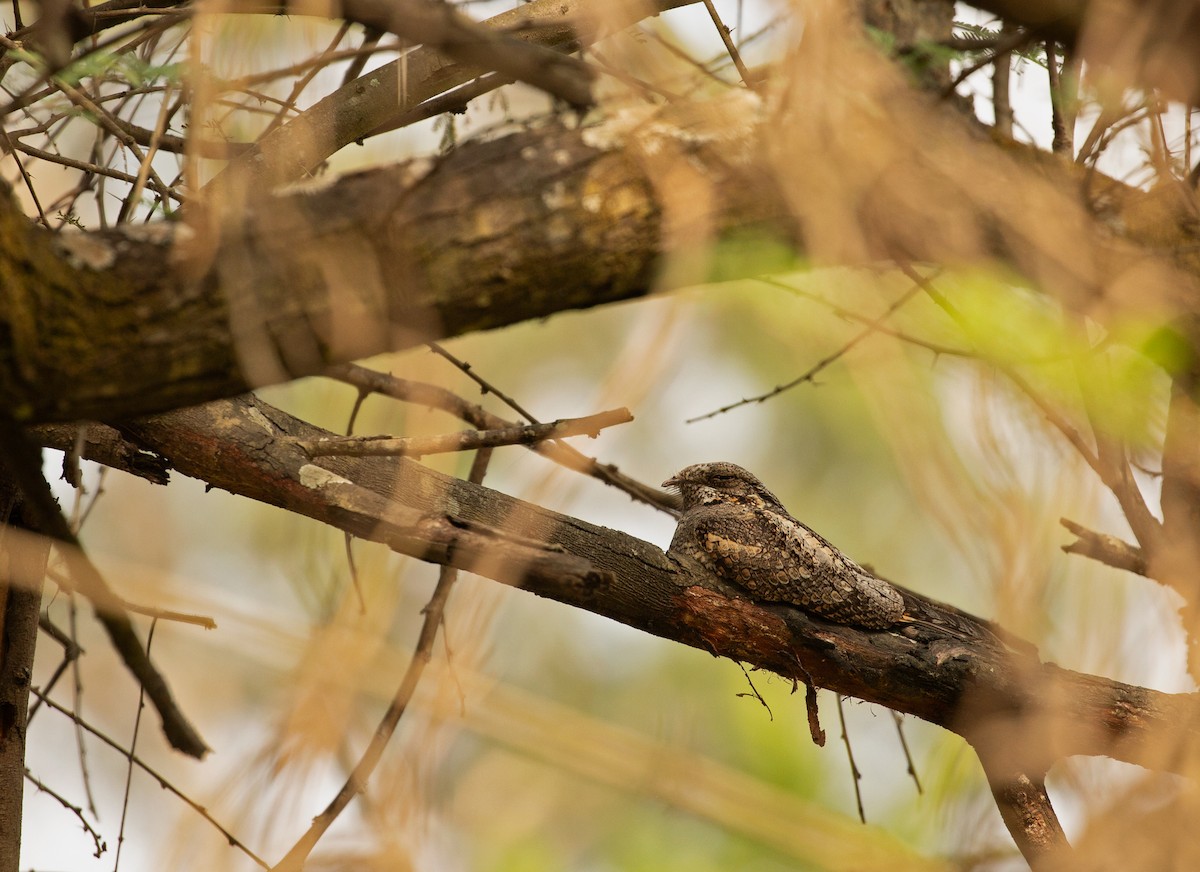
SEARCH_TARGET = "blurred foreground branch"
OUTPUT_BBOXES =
[5,98,1200,425]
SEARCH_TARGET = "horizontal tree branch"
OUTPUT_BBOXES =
[295,407,632,457]
[118,395,1200,780]
[5,93,1200,425]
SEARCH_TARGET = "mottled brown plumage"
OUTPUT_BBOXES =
[663,462,905,629]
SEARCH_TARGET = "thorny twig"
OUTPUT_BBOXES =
[33,690,268,868]
[23,769,106,858]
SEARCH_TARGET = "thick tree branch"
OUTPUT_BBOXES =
[5,98,1200,425]
[0,473,49,872]
[118,395,1200,781]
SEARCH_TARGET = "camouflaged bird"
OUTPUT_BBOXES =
[663,462,905,629]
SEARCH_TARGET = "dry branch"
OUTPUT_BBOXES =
[327,364,676,512]
[295,407,632,457]
[1060,518,1148,576]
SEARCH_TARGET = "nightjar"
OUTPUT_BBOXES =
[663,462,905,629]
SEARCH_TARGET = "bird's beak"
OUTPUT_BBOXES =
[662,475,680,489]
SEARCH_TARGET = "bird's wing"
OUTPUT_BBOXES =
[692,507,903,628]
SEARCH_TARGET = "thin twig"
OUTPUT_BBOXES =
[890,711,923,794]
[296,408,633,457]
[688,280,926,423]
[755,276,972,357]
[32,690,268,868]
[343,386,370,613]
[23,769,107,858]
[896,260,1105,472]
[46,569,217,628]
[836,694,866,824]
[27,613,83,723]
[428,341,539,422]
[733,662,772,719]
[0,415,208,757]
[941,26,1032,100]
[262,23,351,138]
[1,128,50,226]
[700,0,752,87]
[115,619,156,871]
[66,593,98,817]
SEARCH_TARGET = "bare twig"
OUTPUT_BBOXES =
[296,408,633,457]
[701,0,752,87]
[27,612,83,722]
[941,26,1032,100]
[47,568,217,628]
[688,280,926,422]
[23,769,106,858]
[33,690,267,868]
[325,364,676,513]
[756,276,972,358]
[733,662,773,719]
[342,386,370,613]
[65,592,98,817]
[836,694,866,824]
[0,416,208,757]
[891,711,923,794]
[428,341,540,423]
[896,261,1104,471]
[115,619,156,871]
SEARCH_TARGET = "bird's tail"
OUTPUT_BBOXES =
[897,588,1038,658]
